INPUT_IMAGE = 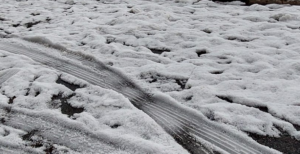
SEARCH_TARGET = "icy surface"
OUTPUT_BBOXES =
[1,0,300,153]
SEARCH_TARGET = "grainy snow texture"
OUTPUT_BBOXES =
[0,49,188,154]
[1,0,300,153]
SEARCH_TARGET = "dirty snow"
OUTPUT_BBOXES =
[1,0,300,153]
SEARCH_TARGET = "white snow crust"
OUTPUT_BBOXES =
[1,0,300,153]
[0,51,188,153]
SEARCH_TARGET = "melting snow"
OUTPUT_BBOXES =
[1,0,300,153]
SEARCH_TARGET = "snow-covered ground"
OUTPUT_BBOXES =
[0,48,188,153]
[1,0,300,153]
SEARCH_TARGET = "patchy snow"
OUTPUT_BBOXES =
[0,50,188,153]
[1,0,300,153]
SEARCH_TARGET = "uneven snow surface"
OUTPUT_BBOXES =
[1,0,300,153]
[0,48,188,154]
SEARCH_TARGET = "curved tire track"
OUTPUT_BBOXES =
[0,39,280,154]
[0,69,20,85]
[0,104,163,154]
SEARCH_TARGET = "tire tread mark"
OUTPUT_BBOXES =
[0,40,280,154]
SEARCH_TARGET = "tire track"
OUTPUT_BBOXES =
[0,69,20,85]
[0,39,280,154]
[0,139,40,154]
[144,101,261,153]
[143,105,241,154]
[0,104,163,154]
